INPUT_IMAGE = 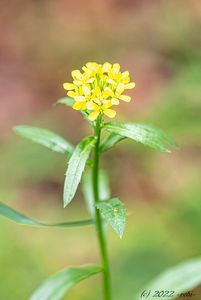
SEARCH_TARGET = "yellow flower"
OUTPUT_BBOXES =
[86,101,116,121]
[63,62,135,121]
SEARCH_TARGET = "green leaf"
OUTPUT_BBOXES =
[82,170,110,218]
[30,265,102,300]
[137,257,201,300]
[0,202,93,228]
[54,97,74,107]
[104,122,178,153]
[63,136,96,207]
[100,133,125,153]
[14,125,74,155]
[96,197,126,238]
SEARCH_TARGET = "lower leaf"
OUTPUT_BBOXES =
[136,257,201,300]
[30,265,102,300]
[0,202,93,228]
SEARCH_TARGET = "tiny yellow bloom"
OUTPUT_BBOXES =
[87,102,116,121]
[63,62,135,121]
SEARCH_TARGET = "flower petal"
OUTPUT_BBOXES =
[88,111,100,121]
[112,63,120,74]
[125,82,135,89]
[102,103,112,109]
[81,102,87,110]
[119,95,131,102]
[86,62,100,72]
[106,78,116,85]
[87,78,95,83]
[121,71,130,83]
[63,83,75,90]
[102,100,111,105]
[71,70,83,80]
[86,102,99,110]
[73,80,82,86]
[82,84,91,96]
[104,109,116,118]
[93,86,102,97]
[103,87,114,98]
[73,102,82,110]
[86,102,94,110]
[74,96,86,102]
[94,98,102,105]
[67,91,76,98]
[121,71,129,79]
[102,62,112,73]
[111,98,120,105]
[116,83,125,95]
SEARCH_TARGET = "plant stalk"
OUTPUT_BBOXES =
[93,117,112,300]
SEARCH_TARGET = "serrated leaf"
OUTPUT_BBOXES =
[63,136,96,207]
[96,197,126,238]
[137,257,201,300]
[104,122,178,153]
[100,133,125,153]
[54,97,74,107]
[30,265,102,300]
[0,202,93,228]
[14,125,74,155]
[82,170,110,218]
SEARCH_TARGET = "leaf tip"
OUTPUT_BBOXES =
[118,228,125,239]
[63,199,68,208]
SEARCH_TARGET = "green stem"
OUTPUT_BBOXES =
[93,117,112,300]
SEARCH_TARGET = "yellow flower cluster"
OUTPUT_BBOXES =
[63,62,135,121]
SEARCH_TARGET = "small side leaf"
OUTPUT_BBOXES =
[100,133,126,153]
[96,197,126,238]
[30,265,102,300]
[63,136,96,207]
[14,126,74,155]
[137,257,201,300]
[104,122,178,153]
[0,202,92,228]
[82,170,110,218]
[54,97,74,107]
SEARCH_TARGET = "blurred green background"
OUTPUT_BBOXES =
[0,1,201,299]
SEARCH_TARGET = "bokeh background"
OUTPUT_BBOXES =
[0,1,201,299]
